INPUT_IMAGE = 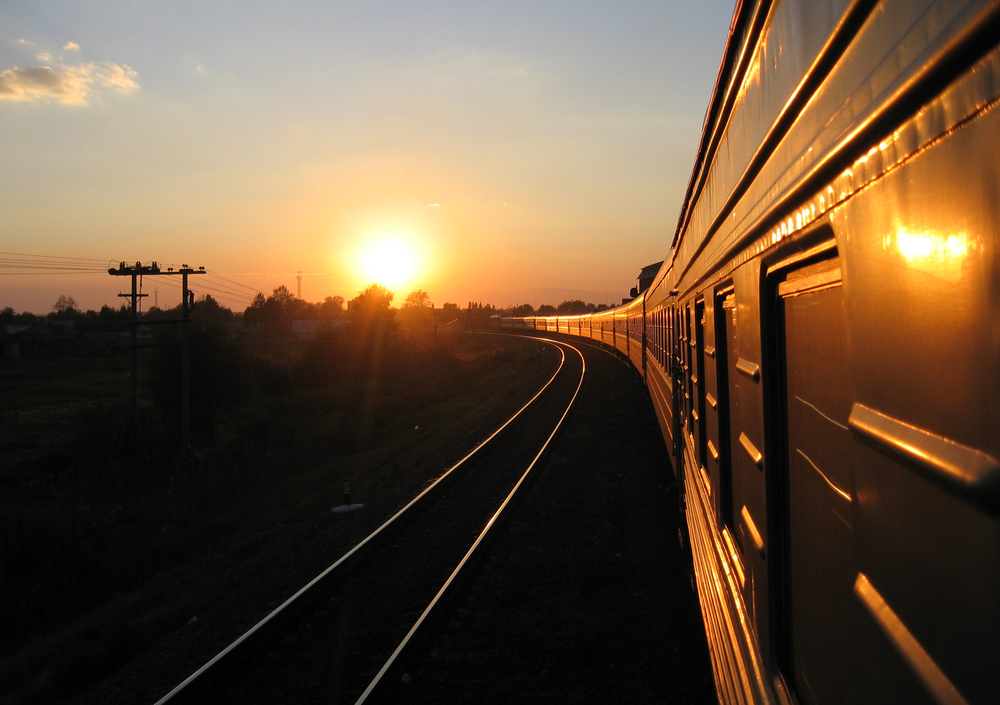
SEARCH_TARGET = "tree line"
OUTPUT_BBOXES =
[2,289,614,334]
[503,300,614,317]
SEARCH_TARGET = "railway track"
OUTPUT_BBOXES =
[153,336,586,705]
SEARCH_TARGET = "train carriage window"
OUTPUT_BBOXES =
[715,287,737,535]
[685,304,694,434]
[660,308,666,367]
[694,298,708,472]
[771,255,856,705]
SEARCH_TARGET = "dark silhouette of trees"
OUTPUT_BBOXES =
[89,304,131,331]
[243,286,304,333]
[403,290,432,308]
[399,289,433,328]
[52,294,78,315]
[193,295,234,323]
[349,284,395,323]
[270,285,295,308]
[319,295,345,319]
[0,307,39,325]
[503,300,607,316]
[556,300,596,314]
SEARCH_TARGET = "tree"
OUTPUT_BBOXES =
[0,307,38,325]
[403,289,432,309]
[242,287,298,332]
[52,294,78,314]
[556,300,590,314]
[193,295,234,324]
[349,284,394,320]
[270,285,295,308]
[243,293,267,327]
[319,295,345,320]
[537,304,556,315]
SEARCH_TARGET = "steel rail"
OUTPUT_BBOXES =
[154,336,569,705]
[355,340,587,704]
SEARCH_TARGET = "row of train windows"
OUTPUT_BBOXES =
[653,255,857,704]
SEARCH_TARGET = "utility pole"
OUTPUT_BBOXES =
[109,260,205,459]
[296,270,302,299]
[180,265,196,460]
[110,261,155,416]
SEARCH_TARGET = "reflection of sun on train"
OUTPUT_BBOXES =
[498,0,1000,703]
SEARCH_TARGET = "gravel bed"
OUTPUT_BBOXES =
[389,338,716,704]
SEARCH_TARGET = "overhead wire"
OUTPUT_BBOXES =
[0,252,297,310]
[0,251,110,274]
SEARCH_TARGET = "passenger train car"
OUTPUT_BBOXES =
[499,0,1000,703]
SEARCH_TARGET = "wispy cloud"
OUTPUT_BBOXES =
[411,47,549,100]
[36,52,53,63]
[0,62,139,105]
[18,39,35,47]
[63,41,80,52]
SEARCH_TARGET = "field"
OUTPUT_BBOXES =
[0,328,556,704]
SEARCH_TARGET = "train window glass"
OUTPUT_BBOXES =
[656,308,663,367]
[694,298,708,472]
[773,256,855,705]
[661,308,666,367]
[655,308,661,366]
[715,287,737,534]
[685,304,694,434]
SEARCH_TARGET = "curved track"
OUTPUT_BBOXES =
[154,337,585,705]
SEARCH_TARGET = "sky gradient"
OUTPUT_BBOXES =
[2,1,735,314]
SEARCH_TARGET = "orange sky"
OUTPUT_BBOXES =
[1,1,735,314]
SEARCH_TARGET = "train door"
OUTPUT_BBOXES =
[771,255,856,704]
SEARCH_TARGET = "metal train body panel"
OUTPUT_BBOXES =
[499,1,1000,703]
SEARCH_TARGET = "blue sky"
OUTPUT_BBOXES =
[1,1,735,313]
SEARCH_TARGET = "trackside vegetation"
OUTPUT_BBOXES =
[0,289,554,704]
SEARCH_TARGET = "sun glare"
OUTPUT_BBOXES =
[360,238,419,290]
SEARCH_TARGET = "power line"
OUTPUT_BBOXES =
[0,271,107,276]
[205,270,260,293]
[0,251,109,263]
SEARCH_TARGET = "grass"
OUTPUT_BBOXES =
[0,330,554,704]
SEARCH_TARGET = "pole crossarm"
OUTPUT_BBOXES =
[108,261,206,277]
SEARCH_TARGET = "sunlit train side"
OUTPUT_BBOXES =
[499,0,1000,703]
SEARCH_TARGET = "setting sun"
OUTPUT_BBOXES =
[359,238,420,290]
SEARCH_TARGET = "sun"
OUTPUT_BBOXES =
[359,238,419,290]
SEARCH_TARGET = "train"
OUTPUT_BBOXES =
[496,0,1000,703]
